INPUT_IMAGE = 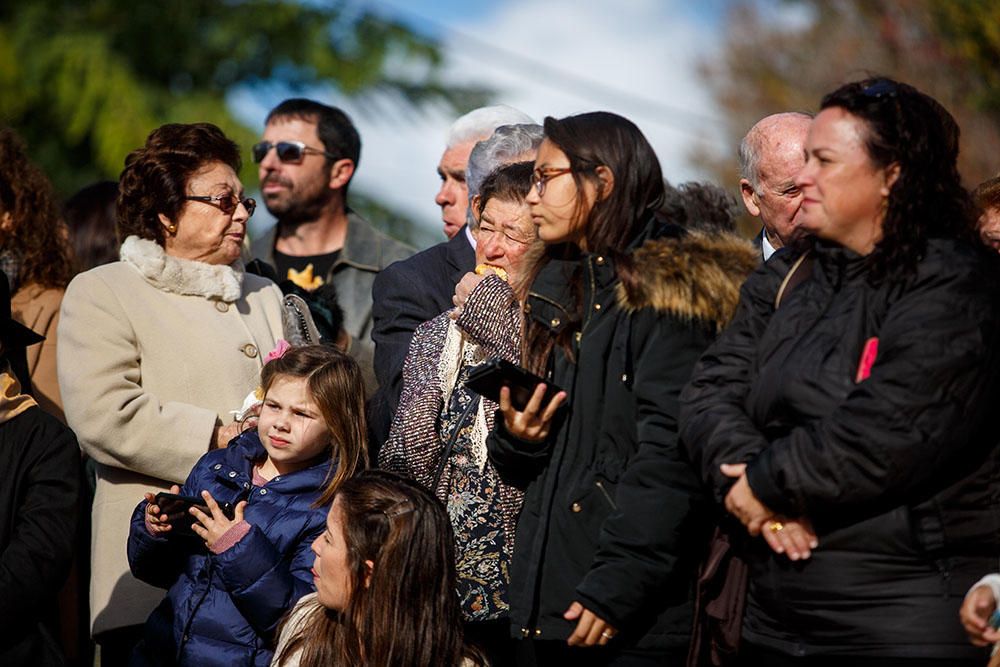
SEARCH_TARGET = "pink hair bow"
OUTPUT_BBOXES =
[264,339,291,363]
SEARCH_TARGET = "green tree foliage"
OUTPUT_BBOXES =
[698,0,1000,224]
[0,1,489,244]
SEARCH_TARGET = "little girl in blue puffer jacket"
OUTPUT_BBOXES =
[127,344,366,667]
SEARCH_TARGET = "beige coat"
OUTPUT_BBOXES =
[11,283,65,421]
[58,236,285,636]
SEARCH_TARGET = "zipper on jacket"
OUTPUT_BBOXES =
[178,558,215,661]
[595,480,618,510]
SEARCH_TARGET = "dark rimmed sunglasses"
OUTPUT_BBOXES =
[184,193,256,217]
[251,140,336,164]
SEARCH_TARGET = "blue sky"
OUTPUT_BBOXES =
[238,0,741,245]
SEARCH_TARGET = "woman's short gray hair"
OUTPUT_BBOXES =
[466,124,544,228]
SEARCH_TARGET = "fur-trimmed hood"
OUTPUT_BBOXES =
[120,235,245,303]
[616,230,757,331]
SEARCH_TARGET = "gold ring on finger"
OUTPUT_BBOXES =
[601,631,613,639]
[769,521,784,532]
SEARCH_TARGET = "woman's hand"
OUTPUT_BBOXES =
[189,490,247,550]
[143,484,182,535]
[213,421,241,450]
[499,383,567,443]
[961,584,1000,647]
[449,271,486,319]
[760,517,818,561]
[721,463,772,536]
[565,601,618,647]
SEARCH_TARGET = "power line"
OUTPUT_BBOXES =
[365,0,732,145]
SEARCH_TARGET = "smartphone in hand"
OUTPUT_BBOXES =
[153,492,235,537]
[465,358,564,411]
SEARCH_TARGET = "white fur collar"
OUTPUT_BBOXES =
[120,236,245,303]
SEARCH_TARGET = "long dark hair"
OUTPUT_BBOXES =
[522,112,665,374]
[0,128,75,290]
[819,77,976,284]
[273,470,475,667]
[259,344,368,506]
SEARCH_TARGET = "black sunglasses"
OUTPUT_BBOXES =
[184,193,256,217]
[252,140,336,164]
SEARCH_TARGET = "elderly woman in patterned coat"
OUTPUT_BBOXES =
[380,161,538,665]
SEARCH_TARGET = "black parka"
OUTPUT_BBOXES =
[487,223,757,653]
[680,239,1000,659]
[0,405,81,666]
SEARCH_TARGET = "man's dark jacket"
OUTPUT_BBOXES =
[681,239,1000,659]
[487,223,757,652]
[0,406,81,666]
[369,231,475,449]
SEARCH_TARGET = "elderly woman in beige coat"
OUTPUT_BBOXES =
[58,123,284,664]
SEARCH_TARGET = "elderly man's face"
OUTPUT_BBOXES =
[979,207,1000,253]
[435,140,476,239]
[741,119,810,248]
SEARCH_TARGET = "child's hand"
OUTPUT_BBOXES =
[189,490,248,550]
[960,584,1000,647]
[144,484,182,535]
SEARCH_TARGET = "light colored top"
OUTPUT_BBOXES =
[58,236,284,635]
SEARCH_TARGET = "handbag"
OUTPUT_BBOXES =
[686,522,748,667]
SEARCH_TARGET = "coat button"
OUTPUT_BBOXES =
[260,488,268,495]
[594,303,602,311]
[213,464,221,470]
[243,482,250,489]
[215,301,229,313]
[524,303,532,314]
[228,471,237,478]
[571,502,582,513]
[550,317,561,328]
[595,256,605,265]
[241,343,259,358]
[534,629,542,637]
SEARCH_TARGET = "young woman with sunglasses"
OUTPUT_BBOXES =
[487,111,756,665]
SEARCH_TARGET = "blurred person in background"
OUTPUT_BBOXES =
[0,269,81,667]
[64,180,120,272]
[251,98,413,393]
[682,78,1000,666]
[380,161,539,666]
[370,116,539,452]
[973,174,1000,252]
[58,122,285,665]
[0,127,75,421]
[738,112,812,261]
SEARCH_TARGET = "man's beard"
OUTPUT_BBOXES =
[262,175,335,226]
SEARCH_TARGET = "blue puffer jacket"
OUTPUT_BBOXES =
[127,431,330,667]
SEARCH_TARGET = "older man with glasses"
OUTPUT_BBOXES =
[250,98,414,392]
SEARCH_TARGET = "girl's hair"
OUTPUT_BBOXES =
[0,128,75,289]
[819,77,976,284]
[274,470,475,667]
[521,111,665,374]
[260,344,368,505]
[974,175,1000,216]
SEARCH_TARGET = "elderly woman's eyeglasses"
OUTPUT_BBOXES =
[184,194,256,217]
[533,168,573,197]
[252,140,336,164]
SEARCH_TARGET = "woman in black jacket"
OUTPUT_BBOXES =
[486,112,757,666]
[681,78,1000,666]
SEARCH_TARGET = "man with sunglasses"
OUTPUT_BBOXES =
[250,98,413,389]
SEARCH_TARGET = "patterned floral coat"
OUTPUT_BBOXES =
[380,275,523,621]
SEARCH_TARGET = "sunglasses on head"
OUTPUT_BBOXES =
[251,140,337,164]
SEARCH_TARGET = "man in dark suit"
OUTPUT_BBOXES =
[738,112,812,261]
[369,113,540,450]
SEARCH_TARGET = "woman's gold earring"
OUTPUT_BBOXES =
[167,224,177,234]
